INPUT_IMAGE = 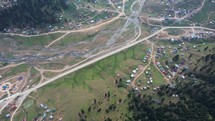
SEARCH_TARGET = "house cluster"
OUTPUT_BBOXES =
[3,0,116,35]
[155,45,190,81]
[39,103,56,120]
[126,48,158,92]
[0,0,17,9]
[3,102,18,119]
[181,30,214,40]
[160,0,201,19]
[0,75,25,97]
[129,66,161,92]
[156,46,166,58]
[143,55,148,63]
[145,68,153,84]
[143,67,161,91]
[62,0,117,30]
[130,67,139,78]
[3,27,40,35]
[126,66,149,89]
[143,48,152,62]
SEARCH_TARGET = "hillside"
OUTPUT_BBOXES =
[128,38,215,121]
[0,0,68,31]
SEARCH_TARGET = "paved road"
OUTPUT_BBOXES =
[0,26,214,104]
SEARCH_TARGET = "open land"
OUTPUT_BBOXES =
[0,0,215,120]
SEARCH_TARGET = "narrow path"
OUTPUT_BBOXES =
[10,92,30,121]
[108,0,118,11]
[27,95,37,100]
[152,51,172,85]
[45,13,124,48]
[0,62,25,71]
[122,0,126,14]
[34,67,46,84]
[181,0,206,19]
[10,67,32,121]
[2,13,124,38]
[0,97,15,113]
[131,43,153,87]
[45,32,70,48]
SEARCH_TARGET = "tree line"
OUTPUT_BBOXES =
[0,0,68,31]
[128,49,215,121]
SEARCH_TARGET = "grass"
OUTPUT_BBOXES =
[124,0,135,15]
[4,52,14,59]
[176,0,202,10]
[56,31,98,46]
[133,64,167,91]
[15,98,40,120]
[30,67,38,77]
[164,19,192,26]
[150,64,166,85]
[3,64,29,77]
[189,0,215,24]
[12,38,214,120]
[155,37,215,76]
[29,77,40,88]
[42,63,65,70]
[59,0,115,27]
[14,44,149,121]
[0,111,10,121]
[143,4,169,17]
[14,33,64,47]
[165,28,185,36]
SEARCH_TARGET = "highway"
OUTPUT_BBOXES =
[0,25,215,104]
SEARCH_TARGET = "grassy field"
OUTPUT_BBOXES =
[142,3,169,17]
[149,64,166,85]
[124,0,134,15]
[155,38,215,79]
[165,28,185,36]
[13,43,150,121]
[175,0,202,10]
[14,33,64,47]
[55,31,99,46]
[134,64,166,89]
[189,0,215,24]
[2,64,29,77]
[54,18,126,47]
